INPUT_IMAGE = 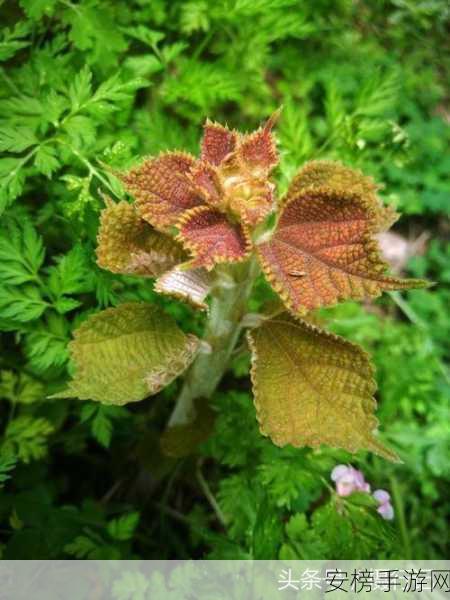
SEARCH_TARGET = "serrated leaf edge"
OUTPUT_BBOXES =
[257,187,428,315]
[175,205,253,270]
[247,315,400,462]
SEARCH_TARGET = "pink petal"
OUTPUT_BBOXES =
[377,502,394,520]
[339,471,358,485]
[331,464,350,482]
[373,489,391,505]
[353,468,369,491]
[336,480,357,497]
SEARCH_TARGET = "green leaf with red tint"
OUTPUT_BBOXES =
[96,199,185,277]
[248,312,398,461]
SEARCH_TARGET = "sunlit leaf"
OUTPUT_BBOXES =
[248,312,398,460]
[0,216,45,285]
[2,416,54,463]
[52,303,199,405]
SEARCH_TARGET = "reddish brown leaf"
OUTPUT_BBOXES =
[237,110,280,176]
[177,206,251,270]
[257,187,428,314]
[121,152,202,231]
[201,120,237,166]
[188,161,224,207]
[285,160,399,232]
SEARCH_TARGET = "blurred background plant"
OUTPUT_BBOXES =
[0,0,448,559]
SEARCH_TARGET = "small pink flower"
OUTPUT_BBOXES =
[373,489,395,520]
[336,477,356,497]
[330,464,371,497]
[331,466,394,520]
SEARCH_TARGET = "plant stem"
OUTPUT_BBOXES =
[390,474,412,559]
[388,291,426,329]
[196,459,227,527]
[168,258,259,427]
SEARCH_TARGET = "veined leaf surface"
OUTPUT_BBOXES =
[248,312,398,461]
[121,152,202,231]
[96,200,185,277]
[155,264,212,310]
[257,187,427,315]
[284,160,399,231]
[54,303,199,405]
[200,120,237,166]
[176,205,251,270]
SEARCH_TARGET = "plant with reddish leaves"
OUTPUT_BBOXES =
[56,113,427,461]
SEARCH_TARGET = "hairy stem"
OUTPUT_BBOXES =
[168,258,259,426]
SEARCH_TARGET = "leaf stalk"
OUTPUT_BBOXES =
[168,257,259,427]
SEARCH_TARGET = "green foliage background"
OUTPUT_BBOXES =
[0,0,448,559]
